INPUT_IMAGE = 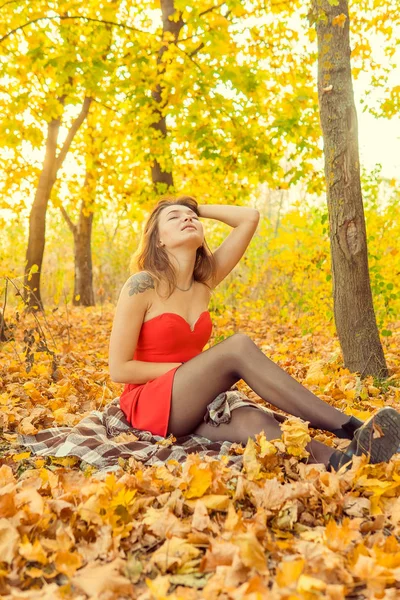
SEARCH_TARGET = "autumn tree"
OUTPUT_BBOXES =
[0,0,326,309]
[140,0,325,200]
[310,0,388,377]
[0,1,127,311]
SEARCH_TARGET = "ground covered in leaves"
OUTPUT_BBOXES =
[0,305,400,599]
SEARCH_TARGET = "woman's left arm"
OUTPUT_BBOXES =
[197,204,260,288]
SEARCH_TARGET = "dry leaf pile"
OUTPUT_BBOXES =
[0,306,400,599]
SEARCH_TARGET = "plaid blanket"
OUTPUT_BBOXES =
[18,386,274,472]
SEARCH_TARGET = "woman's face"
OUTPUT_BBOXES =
[157,204,204,251]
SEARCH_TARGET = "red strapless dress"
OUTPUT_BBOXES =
[119,310,213,437]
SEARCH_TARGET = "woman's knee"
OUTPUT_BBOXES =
[225,332,254,355]
[216,333,254,375]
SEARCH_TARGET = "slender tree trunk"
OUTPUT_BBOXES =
[312,0,388,377]
[0,309,9,342]
[24,97,92,312]
[24,119,60,311]
[73,207,95,306]
[60,170,95,307]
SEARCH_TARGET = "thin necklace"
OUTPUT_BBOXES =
[175,277,194,292]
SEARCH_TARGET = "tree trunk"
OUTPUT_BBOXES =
[24,97,92,312]
[312,0,388,377]
[24,118,60,311]
[0,309,9,342]
[61,167,96,306]
[150,0,185,191]
[73,207,95,306]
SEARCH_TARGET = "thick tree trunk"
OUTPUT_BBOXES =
[24,97,92,312]
[150,0,185,190]
[312,0,388,377]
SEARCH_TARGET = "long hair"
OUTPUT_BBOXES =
[130,195,217,299]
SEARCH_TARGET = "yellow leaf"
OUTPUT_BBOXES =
[145,575,171,597]
[19,537,48,564]
[12,451,31,461]
[27,264,39,281]
[304,360,330,385]
[368,385,381,397]
[232,532,268,573]
[0,519,20,564]
[185,463,213,499]
[72,558,133,597]
[25,566,44,578]
[259,433,278,458]
[243,437,262,480]
[55,549,83,577]
[185,495,230,511]
[281,417,311,459]
[332,13,347,28]
[0,484,16,518]
[276,557,305,587]
[297,574,327,592]
[325,518,361,552]
[150,537,201,573]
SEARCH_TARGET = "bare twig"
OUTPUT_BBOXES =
[63,289,71,347]
[6,277,57,351]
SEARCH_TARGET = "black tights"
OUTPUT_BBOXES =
[167,333,352,466]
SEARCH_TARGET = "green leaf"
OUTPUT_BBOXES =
[381,329,392,337]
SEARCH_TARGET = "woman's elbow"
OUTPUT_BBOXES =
[108,362,123,383]
[109,371,121,383]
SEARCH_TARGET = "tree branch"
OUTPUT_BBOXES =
[60,205,76,234]
[0,15,150,44]
[55,96,92,171]
[0,0,27,10]
[198,2,227,18]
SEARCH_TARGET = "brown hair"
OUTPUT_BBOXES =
[130,195,217,299]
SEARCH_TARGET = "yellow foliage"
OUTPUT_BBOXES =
[185,463,213,499]
[276,557,305,587]
[281,417,311,459]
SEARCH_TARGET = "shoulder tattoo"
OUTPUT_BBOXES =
[127,272,155,296]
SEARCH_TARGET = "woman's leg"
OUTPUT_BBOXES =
[192,405,335,466]
[168,333,350,437]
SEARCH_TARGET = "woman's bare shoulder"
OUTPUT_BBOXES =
[124,271,156,297]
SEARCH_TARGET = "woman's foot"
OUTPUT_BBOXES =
[331,415,364,439]
[328,407,400,471]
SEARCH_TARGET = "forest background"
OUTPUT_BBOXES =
[1,1,400,599]
[1,0,399,334]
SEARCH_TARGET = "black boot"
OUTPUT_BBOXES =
[328,407,400,471]
[330,415,364,439]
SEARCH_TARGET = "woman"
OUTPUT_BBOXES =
[109,195,400,471]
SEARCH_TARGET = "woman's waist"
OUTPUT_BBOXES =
[133,350,201,363]
[121,351,199,393]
